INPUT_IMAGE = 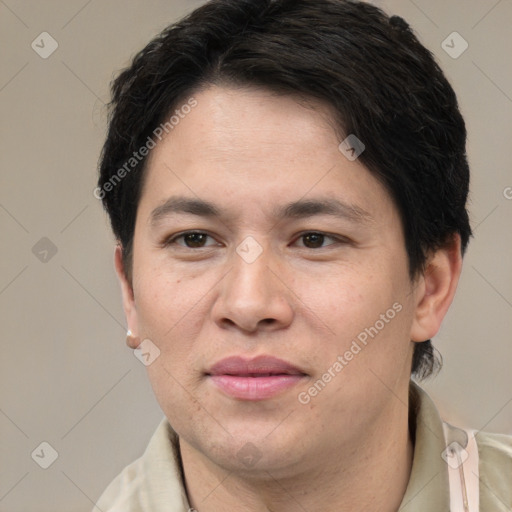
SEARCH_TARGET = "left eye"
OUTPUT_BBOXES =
[294,232,339,249]
[168,232,218,248]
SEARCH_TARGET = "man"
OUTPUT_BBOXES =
[94,0,512,510]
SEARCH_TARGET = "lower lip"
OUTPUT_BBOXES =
[209,375,305,400]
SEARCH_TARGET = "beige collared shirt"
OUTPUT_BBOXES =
[93,383,512,511]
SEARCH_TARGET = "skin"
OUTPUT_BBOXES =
[115,85,462,512]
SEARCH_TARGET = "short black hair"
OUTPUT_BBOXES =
[98,0,471,379]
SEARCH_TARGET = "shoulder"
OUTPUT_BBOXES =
[93,458,144,512]
[93,417,186,512]
[477,430,512,459]
[476,430,512,510]
[93,454,148,512]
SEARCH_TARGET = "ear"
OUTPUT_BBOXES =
[410,234,463,342]
[114,245,139,347]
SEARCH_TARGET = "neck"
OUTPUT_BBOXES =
[179,398,414,512]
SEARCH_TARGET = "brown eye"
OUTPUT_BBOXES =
[294,232,345,249]
[183,232,208,248]
[165,231,218,249]
[302,233,325,248]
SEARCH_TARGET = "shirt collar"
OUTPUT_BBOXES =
[147,381,450,511]
[398,381,450,511]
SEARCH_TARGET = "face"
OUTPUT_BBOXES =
[118,85,432,476]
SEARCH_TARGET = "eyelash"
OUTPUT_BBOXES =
[163,231,347,249]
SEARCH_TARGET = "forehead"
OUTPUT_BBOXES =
[139,85,397,224]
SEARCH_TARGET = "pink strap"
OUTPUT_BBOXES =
[442,422,480,512]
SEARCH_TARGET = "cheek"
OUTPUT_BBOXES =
[303,269,412,386]
[296,266,389,340]
[137,274,208,426]
[135,261,202,333]
[297,307,413,433]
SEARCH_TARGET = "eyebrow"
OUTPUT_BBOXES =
[276,198,373,224]
[149,195,373,227]
[150,196,221,226]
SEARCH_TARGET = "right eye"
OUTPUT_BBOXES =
[164,231,219,248]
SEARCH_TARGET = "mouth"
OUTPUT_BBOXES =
[206,355,308,401]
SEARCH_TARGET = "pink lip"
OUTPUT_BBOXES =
[207,356,307,401]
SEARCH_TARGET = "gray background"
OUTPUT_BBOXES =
[1,0,511,511]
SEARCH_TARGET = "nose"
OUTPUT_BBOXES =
[211,240,294,333]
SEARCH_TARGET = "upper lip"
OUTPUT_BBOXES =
[207,355,306,376]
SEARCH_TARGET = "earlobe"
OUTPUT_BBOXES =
[410,234,463,342]
[126,329,140,349]
[114,245,139,341]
